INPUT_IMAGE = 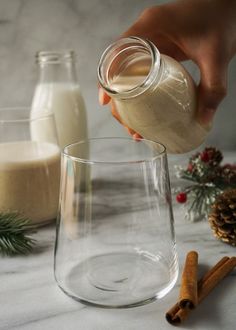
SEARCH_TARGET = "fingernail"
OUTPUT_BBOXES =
[133,133,142,141]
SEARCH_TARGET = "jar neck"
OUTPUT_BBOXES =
[98,37,162,99]
[36,50,78,83]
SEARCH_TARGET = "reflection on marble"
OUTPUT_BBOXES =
[1,153,236,329]
[0,0,235,149]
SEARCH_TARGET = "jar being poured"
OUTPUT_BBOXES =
[98,37,209,154]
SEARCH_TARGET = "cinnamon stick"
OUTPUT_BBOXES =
[198,256,236,303]
[166,257,229,325]
[197,256,229,290]
[178,250,198,309]
[166,256,236,326]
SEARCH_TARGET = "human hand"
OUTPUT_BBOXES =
[99,0,236,129]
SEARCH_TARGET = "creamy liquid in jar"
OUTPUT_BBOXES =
[111,55,207,153]
[98,37,209,154]
[0,141,60,225]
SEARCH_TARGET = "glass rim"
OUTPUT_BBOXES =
[63,137,166,165]
[0,107,55,124]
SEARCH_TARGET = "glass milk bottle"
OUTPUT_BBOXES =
[98,37,209,154]
[31,50,88,149]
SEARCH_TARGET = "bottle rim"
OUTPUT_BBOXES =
[36,50,76,64]
[97,36,160,99]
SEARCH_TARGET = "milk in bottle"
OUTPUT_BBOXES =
[31,51,88,150]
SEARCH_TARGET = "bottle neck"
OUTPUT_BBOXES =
[36,51,78,84]
[98,37,162,99]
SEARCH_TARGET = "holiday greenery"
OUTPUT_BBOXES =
[175,147,236,221]
[0,212,35,256]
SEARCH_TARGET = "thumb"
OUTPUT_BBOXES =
[197,53,228,126]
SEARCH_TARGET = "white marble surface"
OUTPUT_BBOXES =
[0,0,236,149]
[1,153,236,330]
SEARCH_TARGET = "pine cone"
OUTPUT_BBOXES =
[203,147,223,167]
[208,189,236,246]
[220,164,236,185]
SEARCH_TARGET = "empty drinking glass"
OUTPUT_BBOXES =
[54,137,178,308]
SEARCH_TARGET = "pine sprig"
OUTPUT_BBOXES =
[175,147,236,221]
[0,212,35,256]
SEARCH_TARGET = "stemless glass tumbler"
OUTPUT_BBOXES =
[54,137,178,308]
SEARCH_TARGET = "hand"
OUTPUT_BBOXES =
[99,0,236,130]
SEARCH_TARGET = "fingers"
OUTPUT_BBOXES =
[132,132,143,140]
[196,49,228,125]
[110,100,122,124]
[126,127,143,140]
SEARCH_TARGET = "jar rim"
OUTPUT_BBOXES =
[97,36,160,99]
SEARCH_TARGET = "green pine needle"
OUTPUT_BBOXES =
[0,212,36,256]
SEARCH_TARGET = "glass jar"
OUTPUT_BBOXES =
[98,37,209,154]
[31,50,88,149]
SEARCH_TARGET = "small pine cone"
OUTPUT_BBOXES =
[204,147,223,167]
[220,164,236,185]
[208,189,236,246]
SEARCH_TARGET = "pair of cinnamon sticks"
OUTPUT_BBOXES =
[166,252,236,325]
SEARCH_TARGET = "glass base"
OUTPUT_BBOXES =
[56,252,178,308]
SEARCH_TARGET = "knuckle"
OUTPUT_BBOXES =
[139,7,158,22]
[204,82,227,104]
[209,85,227,100]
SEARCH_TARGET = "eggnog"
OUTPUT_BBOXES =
[0,141,60,225]
[98,37,209,154]
[111,55,207,153]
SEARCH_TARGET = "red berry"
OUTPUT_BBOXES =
[200,151,210,163]
[176,192,187,203]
